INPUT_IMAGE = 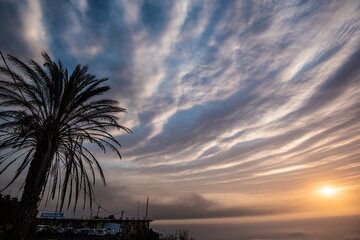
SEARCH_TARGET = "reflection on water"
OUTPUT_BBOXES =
[154,215,360,240]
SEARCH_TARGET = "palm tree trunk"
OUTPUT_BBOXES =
[13,142,55,240]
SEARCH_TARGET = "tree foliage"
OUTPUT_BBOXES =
[160,230,195,240]
[0,52,130,211]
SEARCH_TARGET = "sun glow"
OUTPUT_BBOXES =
[319,186,337,197]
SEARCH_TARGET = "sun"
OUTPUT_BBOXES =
[319,186,337,197]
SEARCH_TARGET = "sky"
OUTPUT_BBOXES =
[1,0,360,239]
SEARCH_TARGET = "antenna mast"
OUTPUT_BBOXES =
[145,197,149,219]
[136,201,140,219]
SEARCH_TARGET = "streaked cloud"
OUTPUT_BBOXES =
[1,0,360,229]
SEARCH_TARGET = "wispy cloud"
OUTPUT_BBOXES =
[1,0,360,223]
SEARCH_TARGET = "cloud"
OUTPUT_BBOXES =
[286,232,314,240]
[279,47,360,123]
[0,1,36,58]
[1,0,360,229]
[37,185,286,220]
[343,235,360,240]
[148,193,285,220]
[21,0,48,57]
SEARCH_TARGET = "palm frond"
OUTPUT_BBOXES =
[0,51,130,211]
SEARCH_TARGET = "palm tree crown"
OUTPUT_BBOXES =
[0,52,130,212]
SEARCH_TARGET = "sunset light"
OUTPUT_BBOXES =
[319,186,337,197]
[0,1,360,240]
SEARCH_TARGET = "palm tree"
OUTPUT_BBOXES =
[0,52,130,240]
